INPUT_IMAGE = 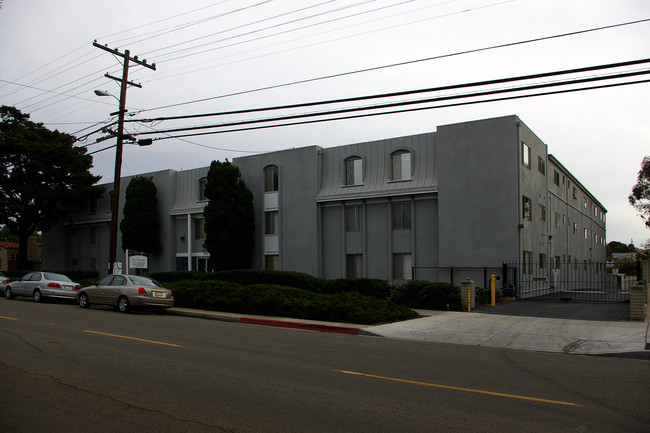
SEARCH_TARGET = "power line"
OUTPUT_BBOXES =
[139,17,650,113]
[130,58,650,123]
[131,70,650,137]
[146,78,650,141]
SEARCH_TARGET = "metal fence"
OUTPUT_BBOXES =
[502,261,632,303]
[411,267,504,289]
[413,261,635,303]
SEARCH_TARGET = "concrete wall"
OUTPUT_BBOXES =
[436,115,520,267]
[235,146,321,275]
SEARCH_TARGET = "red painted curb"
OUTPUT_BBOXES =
[240,317,360,335]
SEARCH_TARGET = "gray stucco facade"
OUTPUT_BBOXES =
[42,115,607,289]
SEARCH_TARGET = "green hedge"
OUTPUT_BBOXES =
[166,279,418,325]
[153,270,393,299]
[391,281,461,311]
[475,286,502,306]
[319,278,391,299]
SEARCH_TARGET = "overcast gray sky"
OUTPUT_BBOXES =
[1,0,649,245]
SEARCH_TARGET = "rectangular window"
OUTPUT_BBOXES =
[199,178,208,200]
[539,254,547,270]
[522,142,530,168]
[392,202,412,230]
[523,251,532,275]
[572,187,577,200]
[573,222,578,234]
[194,218,206,240]
[392,253,413,281]
[554,212,560,228]
[537,156,545,175]
[554,256,561,269]
[584,228,588,240]
[264,166,278,192]
[553,170,560,186]
[264,211,279,235]
[522,196,531,221]
[346,254,363,278]
[538,204,546,222]
[265,255,279,270]
[345,205,363,232]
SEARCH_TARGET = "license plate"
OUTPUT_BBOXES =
[152,291,165,298]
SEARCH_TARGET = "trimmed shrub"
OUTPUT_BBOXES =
[320,278,391,299]
[391,281,461,311]
[205,269,323,292]
[151,271,209,283]
[475,286,502,306]
[166,279,418,325]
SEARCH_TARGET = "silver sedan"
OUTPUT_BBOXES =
[76,274,174,314]
[4,271,81,302]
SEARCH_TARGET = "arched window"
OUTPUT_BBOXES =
[345,156,363,186]
[264,165,278,192]
[391,150,411,181]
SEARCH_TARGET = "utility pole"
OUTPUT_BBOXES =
[93,40,156,274]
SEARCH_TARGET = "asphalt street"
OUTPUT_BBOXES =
[1,299,649,432]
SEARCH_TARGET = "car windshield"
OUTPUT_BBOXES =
[44,273,72,282]
[129,276,164,288]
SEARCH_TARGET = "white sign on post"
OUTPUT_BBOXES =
[129,255,148,269]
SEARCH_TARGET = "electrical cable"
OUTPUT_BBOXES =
[130,70,650,136]
[148,77,650,141]
[130,58,650,123]
[138,17,650,113]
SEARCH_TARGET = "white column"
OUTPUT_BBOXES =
[187,213,192,271]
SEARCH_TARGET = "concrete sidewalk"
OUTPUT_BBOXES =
[167,307,650,356]
[365,311,650,355]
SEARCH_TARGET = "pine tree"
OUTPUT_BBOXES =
[120,176,162,255]
[203,160,255,270]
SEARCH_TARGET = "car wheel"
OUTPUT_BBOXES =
[78,292,90,309]
[117,296,130,313]
[5,287,13,299]
[33,289,42,303]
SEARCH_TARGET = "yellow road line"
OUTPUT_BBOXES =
[335,370,581,407]
[84,330,183,348]
[0,315,18,321]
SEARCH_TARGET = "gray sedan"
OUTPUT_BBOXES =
[4,271,81,302]
[76,274,174,313]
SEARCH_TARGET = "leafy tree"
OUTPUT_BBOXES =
[119,176,161,255]
[203,160,255,271]
[0,106,102,268]
[606,240,634,258]
[0,225,19,242]
[629,156,650,228]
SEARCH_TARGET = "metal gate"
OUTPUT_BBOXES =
[502,261,631,303]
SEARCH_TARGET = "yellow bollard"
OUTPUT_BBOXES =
[490,274,496,306]
[467,287,471,312]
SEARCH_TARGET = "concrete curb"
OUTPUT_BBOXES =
[167,308,362,335]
